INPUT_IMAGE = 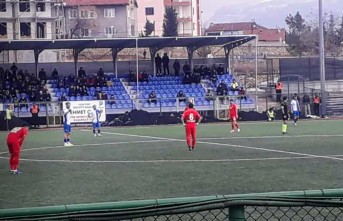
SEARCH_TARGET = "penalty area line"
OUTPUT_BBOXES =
[96,131,343,162]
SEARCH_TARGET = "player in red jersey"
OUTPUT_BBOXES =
[228,99,240,133]
[6,123,29,174]
[181,103,202,151]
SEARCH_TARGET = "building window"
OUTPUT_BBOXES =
[145,7,154,16]
[105,26,116,37]
[81,28,90,37]
[19,0,30,12]
[36,0,45,12]
[37,22,46,38]
[80,9,96,19]
[131,25,135,36]
[0,23,7,37]
[0,0,6,12]
[104,8,115,18]
[69,9,78,19]
[20,22,31,37]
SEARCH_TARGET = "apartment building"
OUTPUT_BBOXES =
[0,0,60,62]
[64,0,138,38]
[137,0,201,37]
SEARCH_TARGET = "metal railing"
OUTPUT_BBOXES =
[1,188,343,220]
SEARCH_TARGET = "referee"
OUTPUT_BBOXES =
[281,96,289,134]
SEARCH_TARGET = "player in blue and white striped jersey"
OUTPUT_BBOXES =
[89,105,102,137]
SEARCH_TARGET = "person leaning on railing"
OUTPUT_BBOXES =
[5,104,14,131]
[302,94,311,117]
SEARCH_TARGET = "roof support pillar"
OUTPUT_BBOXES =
[73,48,84,77]
[112,48,123,79]
[224,44,234,74]
[187,46,197,70]
[34,49,43,78]
[149,47,160,77]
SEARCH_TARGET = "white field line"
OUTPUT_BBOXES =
[0,155,335,163]
[0,139,172,155]
[197,134,343,140]
[97,131,343,162]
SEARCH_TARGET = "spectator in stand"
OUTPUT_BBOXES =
[17,69,24,79]
[177,90,186,103]
[9,87,16,98]
[162,53,170,75]
[141,71,149,82]
[58,93,67,101]
[10,62,18,76]
[97,68,105,78]
[148,91,157,104]
[155,53,162,75]
[30,103,40,128]
[210,70,217,86]
[193,71,201,84]
[205,89,213,101]
[43,89,51,103]
[19,95,28,108]
[302,94,311,117]
[80,86,89,96]
[68,86,76,97]
[12,96,19,108]
[75,86,81,96]
[217,64,225,75]
[109,95,115,105]
[183,74,191,84]
[23,69,30,78]
[183,61,191,75]
[216,80,228,96]
[193,65,200,74]
[173,59,180,76]
[230,79,239,92]
[211,63,218,73]
[38,68,47,84]
[128,71,135,82]
[238,87,247,100]
[96,91,103,100]
[313,94,321,116]
[29,91,37,102]
[102,92,108,100]
[37,90,44,102]
[51,68,59,79]
[78,67,86,78]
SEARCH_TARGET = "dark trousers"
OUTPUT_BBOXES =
[276,89,282,102]
[156,65,162,74]
[314,103,320,116]
[163,65,170,75]
[32,113,39,127]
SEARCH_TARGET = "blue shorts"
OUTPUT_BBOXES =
[64,124,71,133]
[293,111,300,117]
[92,122,100,128]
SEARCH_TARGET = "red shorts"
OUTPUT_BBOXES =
[230,117,237,122]
[7,140,20,154]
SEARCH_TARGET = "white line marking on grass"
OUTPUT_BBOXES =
[96,131,343,162]
[0,140,172,155]
[0,155,342,164]
[197,134,343,140]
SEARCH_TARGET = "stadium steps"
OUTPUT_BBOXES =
[326,93,343,116]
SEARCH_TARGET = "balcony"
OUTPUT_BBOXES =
[177,17,191,22]
[171,0,191,6]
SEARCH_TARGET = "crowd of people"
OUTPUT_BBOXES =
[0,63,52,107]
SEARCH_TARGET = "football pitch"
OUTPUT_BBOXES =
[1,120,343,209]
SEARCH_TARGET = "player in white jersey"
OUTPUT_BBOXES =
[63,102,73,146]
[89,105,102,137]
[290,95,300,126]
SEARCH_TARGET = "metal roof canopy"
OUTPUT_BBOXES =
[0,35,256,51]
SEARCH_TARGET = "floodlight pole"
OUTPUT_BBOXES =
[255,35,258,111]
[136,38,139,107]
[319,0,326,116]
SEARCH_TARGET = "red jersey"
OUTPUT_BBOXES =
[7,127,28,145]
[182,109,201,126]
[229,103,238,118]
